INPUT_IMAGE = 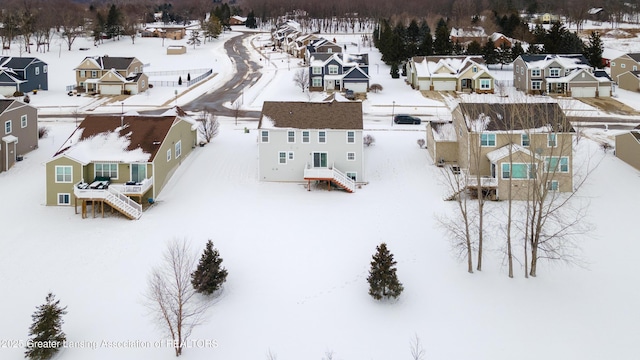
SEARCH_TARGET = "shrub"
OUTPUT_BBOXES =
[148,83,154,88]
[369,84,383,93]
[23,95,31,104]
[38,127,49,139]
[13,91,24,97]
[417,139,425,148]
[363,134,375,147]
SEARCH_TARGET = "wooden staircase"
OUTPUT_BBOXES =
[304,164,356,193]
[104,187,143,219]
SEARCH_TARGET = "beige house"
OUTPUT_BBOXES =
[406,56,494,93]
[616,70,640,91]
[74,56,148,95]
[610,53,640,82]
[615,127,640,171]
[258,100,364,192]
[45,108,198,219]
[0,99,38,173]
[430,102,574,200]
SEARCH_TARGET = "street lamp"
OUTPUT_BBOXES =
[391,101,395,127]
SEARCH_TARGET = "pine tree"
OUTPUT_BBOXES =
[390,62,400,78]
[245,10,257,29]
[25,293,67,360]
[367,243,403,300]
[584,31,603,69]
[187,30,202,49]
[433,18,452,55]
[191,240,228,295]
[178,76,182,85]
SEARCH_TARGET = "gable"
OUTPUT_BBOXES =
[77,58,102,70]
[343,67,369,80]
[99,70,127,83]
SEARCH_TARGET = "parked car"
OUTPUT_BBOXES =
[394,115,421,124]
[345,89,355,100]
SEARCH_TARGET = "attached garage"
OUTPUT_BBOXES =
[0,86,16,96]
[570,86,597,98]
[433,80,457,91]
[344,81,367,93]
[99,84,122,95]
[417,79,431,90]
[598,84,612,97]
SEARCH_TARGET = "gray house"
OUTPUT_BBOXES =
[308,53,370,93]
[258,100,364,192]
[0,99,38,172]
[0,57,48,96]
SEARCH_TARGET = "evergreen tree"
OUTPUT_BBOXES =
[187,30,202,48]
[178,76,182,85]
[466,40,482,55]
[390,62,400,78]
[482,39,497,64]
[584,31,603,68]
[496,43,513,68]
[367,243,403,300]
[543,22,565,53]
[105,4,121,39]
[512,41,524,59]
[560,31,584,54]
[191,240,228,295]
[417,20,433,56]
[433,18,452,55]
[406,19,420,58]
[203,14,222,40]
[245,10,257,29]
[25,293,67,360]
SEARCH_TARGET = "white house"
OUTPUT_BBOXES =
[258,100,364,192]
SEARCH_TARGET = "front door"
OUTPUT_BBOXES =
[312,152,327,168]
[131,163,146,182]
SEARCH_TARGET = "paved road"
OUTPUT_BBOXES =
[182,32,263,118]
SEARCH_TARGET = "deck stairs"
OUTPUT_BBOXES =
[304,164,356,193]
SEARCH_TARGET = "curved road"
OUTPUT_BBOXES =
[182,32,263,118]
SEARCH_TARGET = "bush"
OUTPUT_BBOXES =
[38,127,49,139]
[23,94,31,104]
[390,63,399,79]
[369,84,383,93]
[363,134,375,147]
[417,139,425,148]
[13,91,24,97]
[148,83,154,88]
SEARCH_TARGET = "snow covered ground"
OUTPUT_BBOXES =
[0,27,640,360]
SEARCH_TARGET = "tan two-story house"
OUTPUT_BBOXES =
[1,99,38,172]
[74,56,148,95]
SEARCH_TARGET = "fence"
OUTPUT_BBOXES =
[145,68,211,77]
[148,69,213,87]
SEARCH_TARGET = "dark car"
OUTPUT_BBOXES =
[394,115,421,124]
[345,89,355,100]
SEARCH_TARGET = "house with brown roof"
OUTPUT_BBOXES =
[74,56,148,95]
[615,126,640,171]
[1,99,38,173]
[44,108,198,219]
[428,102,574,200]
[258,100,364,192]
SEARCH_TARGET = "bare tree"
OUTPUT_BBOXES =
[266,348,277,360]
[293,68,309,92]
[197,110,220,143]
[146,239,214,356]
[59,2,85,51]
[410,333,426,360]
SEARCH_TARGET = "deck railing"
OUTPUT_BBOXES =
[110,177,153,195]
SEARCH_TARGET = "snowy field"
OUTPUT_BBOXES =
[0,25,640,360]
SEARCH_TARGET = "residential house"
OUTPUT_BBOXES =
[305,38,342,61]
[537,13,560,24]
[0,56,48,96]
[617,70,640,91]
[141,24,188,40]
[615,126,640,171]
[513,54,612,97]
[588,8,608,23]
[489,32,512,48]
[611,53,640,85]
[0,99,38,173]
[229,16,247,25]
[602,48,625,68]
[406,56,495,93]
[450,27,488,45]
[308,53,370,93]
[428,102,574,200]
[258,100,364,192]
[44,108,198,219]
[272,21,301,48]
[291,33,319,59]
[74,56,148,95]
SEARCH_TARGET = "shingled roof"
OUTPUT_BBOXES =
[54,114,178,162]
[456,102,573,132]
[259,100,363,130]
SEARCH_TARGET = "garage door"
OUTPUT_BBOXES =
[418,80,431,90]
[598,85,611,97]
[0,86,16,96]
[100,84,122,95]
[433,80,456,91]
[571,86,596,98]
[345,82,367,93]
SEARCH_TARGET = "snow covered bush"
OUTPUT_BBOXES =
[363,134,375,147]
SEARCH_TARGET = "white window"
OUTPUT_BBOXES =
[547,180,559,191]
[549,68,560,77]
[55,166,72,183]
[35,67,40,75]
[167,148,171,161]
[312,77,322,87]
[516,65,519,73]
[531,69,541,77]
[80,70,86,77]
[502,163,536,179]
[328,65,339,75]
[4,120,11,134]
[142,80,146,88]
[278,151,287,164]
[480,79,491,89]
[346,172,357,181]
[91,70,98,77]
[318,131,326,143]
[57,193,71,205]
[521,67,524,75]
[287,130,295,143]
[175,140,182,158]
[347,152,355,161]
[302,131,310,143]
[521,133,530,147]
[472,66,477,73]
[634,66,638,71]
[288,151,294,160]
[312,67,322,75]
[95,163,118,179]
[21,115,27,128]
[347,131,355,143]
[531,80,542,90]
[480,133,496,147]
[621,63,626,69]
[261,130,269,143]
[611,61,616,67]
[545,156,569,173]
[548,133,557,147]
[43,65,48,73]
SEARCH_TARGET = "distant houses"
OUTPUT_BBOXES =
[0,99,38,173]
[74,56,148,95]
[0,56,48,96]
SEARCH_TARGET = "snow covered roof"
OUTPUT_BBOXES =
[588,7,603,15]
[457,102,572,132]
[413,56,487,78]
[431,122,457,141]
[487,144,543,163]
[520,54,591,69]
[53,112,191,163]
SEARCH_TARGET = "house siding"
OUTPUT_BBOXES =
[611,55,639,81]
[0,100,38,173]
[45,157,84,206]
[615,132,640,171]
[151,119,197,199]
[617,72,640,91]
[259,128,364,182]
